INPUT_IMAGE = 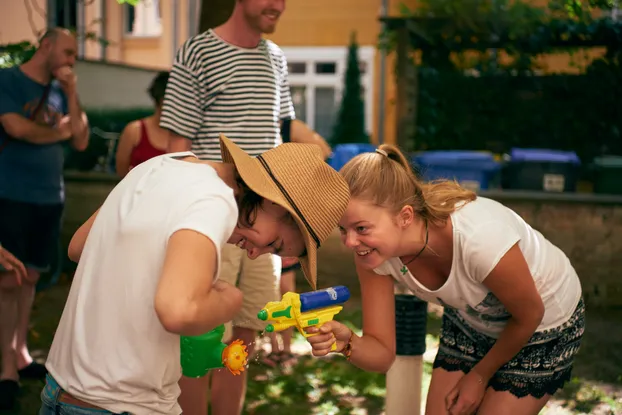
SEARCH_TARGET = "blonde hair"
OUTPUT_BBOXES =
[339,144,476,224]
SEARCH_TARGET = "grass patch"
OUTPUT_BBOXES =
[6,281,622,415]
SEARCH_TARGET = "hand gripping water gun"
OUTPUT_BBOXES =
[257,286,350,352]
[180,324,248,378]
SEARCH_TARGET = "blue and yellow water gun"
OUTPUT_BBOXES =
[257,286,350,351]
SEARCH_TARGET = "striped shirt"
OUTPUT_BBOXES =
[160,29,295,161]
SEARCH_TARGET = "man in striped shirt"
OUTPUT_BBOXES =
[160,1,330,414]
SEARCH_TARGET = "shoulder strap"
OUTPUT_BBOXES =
[29,83,52,121]
[139,119,148,143]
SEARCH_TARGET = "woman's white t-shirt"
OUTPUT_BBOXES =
[45,153,238,414]
[374,197,582,338]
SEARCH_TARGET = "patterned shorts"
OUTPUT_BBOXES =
[433,299,585,399]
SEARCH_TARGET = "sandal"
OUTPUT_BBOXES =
[260,352,282,368]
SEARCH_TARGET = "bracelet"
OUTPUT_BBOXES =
[340,330,354,360]
[471,368,485,385]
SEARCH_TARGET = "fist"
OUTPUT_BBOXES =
[305,320,352,357]
[56,115,72,140]
[0,246,27,287]
[54,66,77,93]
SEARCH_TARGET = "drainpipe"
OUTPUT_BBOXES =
[100,0,107,60]
[376,0,388,145]
[171,0,179,62]
[188,0,197,36]
[47,0,56,27]
[78,0,86,58]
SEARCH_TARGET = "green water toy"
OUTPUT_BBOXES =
[180,324,248,378]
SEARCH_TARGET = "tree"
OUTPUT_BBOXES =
[330,32,369,145]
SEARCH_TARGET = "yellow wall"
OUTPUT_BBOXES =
[265,0,420,144]
[112,0,189,69]
[0,0,48,45]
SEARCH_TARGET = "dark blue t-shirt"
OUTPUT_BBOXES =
[0,67,68,204]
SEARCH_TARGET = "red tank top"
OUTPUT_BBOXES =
[129,120,166,169]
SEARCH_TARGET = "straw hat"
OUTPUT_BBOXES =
[219,134,350,289]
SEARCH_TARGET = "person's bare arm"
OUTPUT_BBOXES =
[288,119,332,160]
[472,243,545,381]
[68,208,101,263]
[0,113,70,145]
[347,262,396,372]
[308,261,396,372]
[166,131,192,153]
[154,229,243,336]
[54,66,89,151]
[115,121,141,177]
[67,92,89,151]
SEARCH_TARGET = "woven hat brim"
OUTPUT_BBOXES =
[219,134,318,289]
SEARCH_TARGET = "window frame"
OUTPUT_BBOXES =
[123,0,163,38]
[281,46,375,136]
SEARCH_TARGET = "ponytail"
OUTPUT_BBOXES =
[340,144,476,224]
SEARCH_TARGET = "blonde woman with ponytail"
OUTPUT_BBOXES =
[305,144,585,415]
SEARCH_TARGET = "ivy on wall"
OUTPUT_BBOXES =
[381,0,622,159]
[414,66,622,161]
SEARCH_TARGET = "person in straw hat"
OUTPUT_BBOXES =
[38,135,349,415]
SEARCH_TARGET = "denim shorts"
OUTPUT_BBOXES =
[39,374,130,415]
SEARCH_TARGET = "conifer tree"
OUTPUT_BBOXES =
[331,32,368,144]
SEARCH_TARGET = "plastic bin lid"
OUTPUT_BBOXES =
[413,150,500,171]
[593,155,622,168]
[413,150,495,162]
[332,143,376,153]
[509,148,580,164]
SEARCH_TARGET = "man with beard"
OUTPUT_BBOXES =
[0,27,89,410]
[161,1,330,414]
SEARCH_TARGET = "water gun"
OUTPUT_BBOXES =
[180,324,248,378]
[257,286,350,352]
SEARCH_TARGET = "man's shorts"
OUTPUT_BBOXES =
[0,198,63,272]
[219,244,281,337]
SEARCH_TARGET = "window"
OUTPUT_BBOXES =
[283,46,376,138]
[359,61,367,74]
[48,0,85,58]
[291,86,307,123]
[288,62,306,74]
[315,62,337,74]
[314,87,337,139]
[53,0,77,29]
[124,0,162,37]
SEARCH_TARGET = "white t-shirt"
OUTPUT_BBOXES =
[374,197,582,338]
[46,153,238,414]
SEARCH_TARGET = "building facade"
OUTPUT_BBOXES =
[0,0,611,145]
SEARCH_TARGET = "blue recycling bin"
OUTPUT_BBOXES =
[502,148,581,192]
[412,150,502,192]
[328,143,376,172]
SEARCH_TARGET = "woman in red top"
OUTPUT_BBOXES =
[115,72,170,178]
